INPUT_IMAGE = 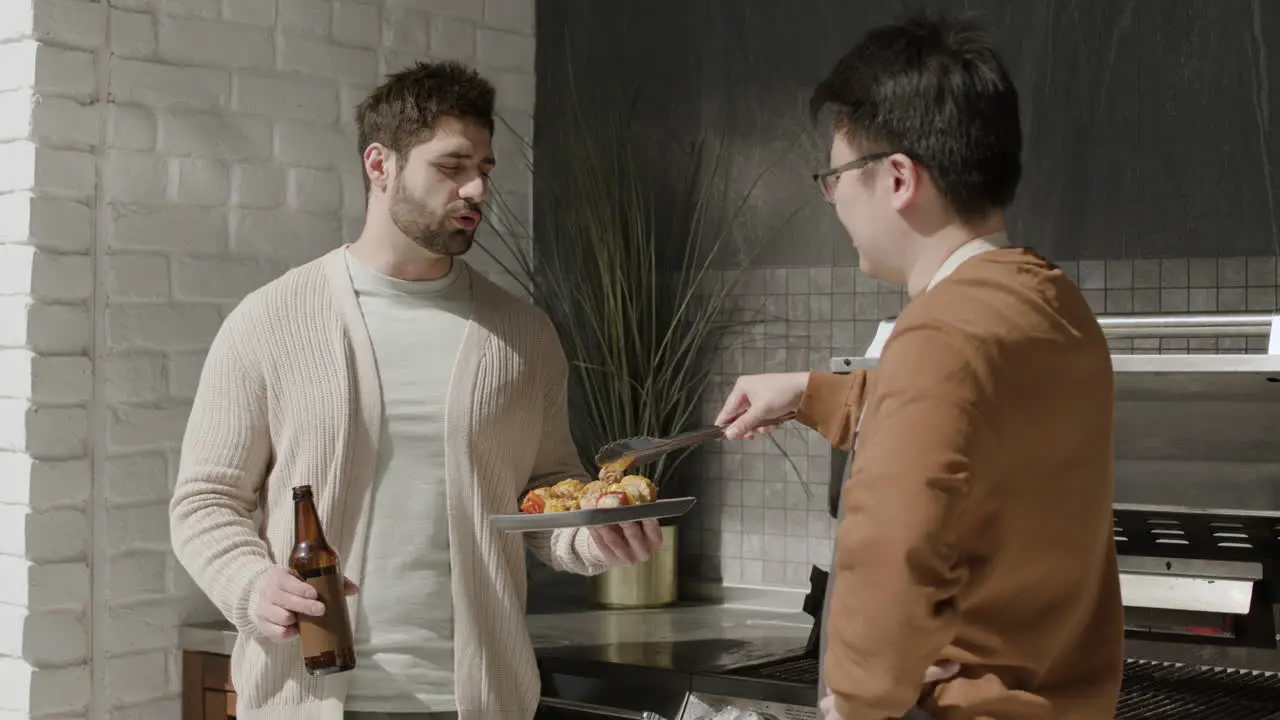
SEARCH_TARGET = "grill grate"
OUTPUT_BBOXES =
[723,654,814,685]
[726,656,1280,718]
[1119,659,1280,719]
[731,655,818,684]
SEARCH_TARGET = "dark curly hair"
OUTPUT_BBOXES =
[355,60,496,192]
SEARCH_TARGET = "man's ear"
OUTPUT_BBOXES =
[363,143,394,194]
[887,153,922,211]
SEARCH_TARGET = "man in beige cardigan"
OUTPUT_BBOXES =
[170,61,662,720]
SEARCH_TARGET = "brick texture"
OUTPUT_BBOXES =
[0,3,95,715]
[0,0,535,716]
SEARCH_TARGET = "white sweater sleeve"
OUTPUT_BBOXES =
[521,322,610,576]
[169,302,276,637]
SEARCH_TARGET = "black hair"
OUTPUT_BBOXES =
[810,13,1022,219]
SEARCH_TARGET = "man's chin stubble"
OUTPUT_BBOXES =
[415,231,474,257]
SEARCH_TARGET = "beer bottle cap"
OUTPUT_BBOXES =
[292,485,313,500]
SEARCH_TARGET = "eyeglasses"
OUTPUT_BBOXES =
[812,151,897,202]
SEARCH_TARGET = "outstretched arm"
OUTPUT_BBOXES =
[795,370,874,452]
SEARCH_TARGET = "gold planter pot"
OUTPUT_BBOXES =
[588,525,678,608]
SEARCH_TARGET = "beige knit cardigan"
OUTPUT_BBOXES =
[170,247,609,720]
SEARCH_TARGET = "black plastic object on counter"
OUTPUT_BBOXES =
[801,565,827,655]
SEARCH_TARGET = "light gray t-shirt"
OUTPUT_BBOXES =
[343,250,473,713]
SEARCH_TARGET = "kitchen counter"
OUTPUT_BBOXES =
[528,602,818,714]
[180,601,813,664]
[529,602,811,676]
[181,619,238,656]
[181,602,816,717]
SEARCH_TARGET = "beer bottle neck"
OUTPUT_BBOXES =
[293,494,328,548]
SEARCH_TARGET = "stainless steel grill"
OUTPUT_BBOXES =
[728,654,817,684]
[1120,659,1280,719]
[1112,505,1280,562]
[812,314,1280,718]
[726,656,1280,719]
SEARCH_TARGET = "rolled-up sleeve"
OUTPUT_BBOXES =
[825,324,987,720]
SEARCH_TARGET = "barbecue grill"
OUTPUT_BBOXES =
[682,312,1280,719]
[716,653,1280,719]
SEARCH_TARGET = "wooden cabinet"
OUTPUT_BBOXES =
[183,651,236,720]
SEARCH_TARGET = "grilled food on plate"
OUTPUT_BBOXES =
[597,459,628,485]
[520,474,657,514]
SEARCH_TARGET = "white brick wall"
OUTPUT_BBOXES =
[0,0,535,716]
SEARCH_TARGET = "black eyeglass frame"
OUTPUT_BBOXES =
[812,150,911,201]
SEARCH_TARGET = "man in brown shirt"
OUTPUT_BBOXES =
[715,14,1124,720]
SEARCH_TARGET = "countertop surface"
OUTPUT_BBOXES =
[181,600,815,675]
[528,602,813,674]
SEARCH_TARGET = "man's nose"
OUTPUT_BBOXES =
[459,175,487,203]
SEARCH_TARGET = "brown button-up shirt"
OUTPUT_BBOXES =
[801,248,1123,719]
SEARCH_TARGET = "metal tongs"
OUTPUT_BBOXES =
[594,412,797,472]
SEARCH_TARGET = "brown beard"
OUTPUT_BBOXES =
[387,176,476,257]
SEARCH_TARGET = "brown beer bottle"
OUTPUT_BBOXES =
[289,485,356,675]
